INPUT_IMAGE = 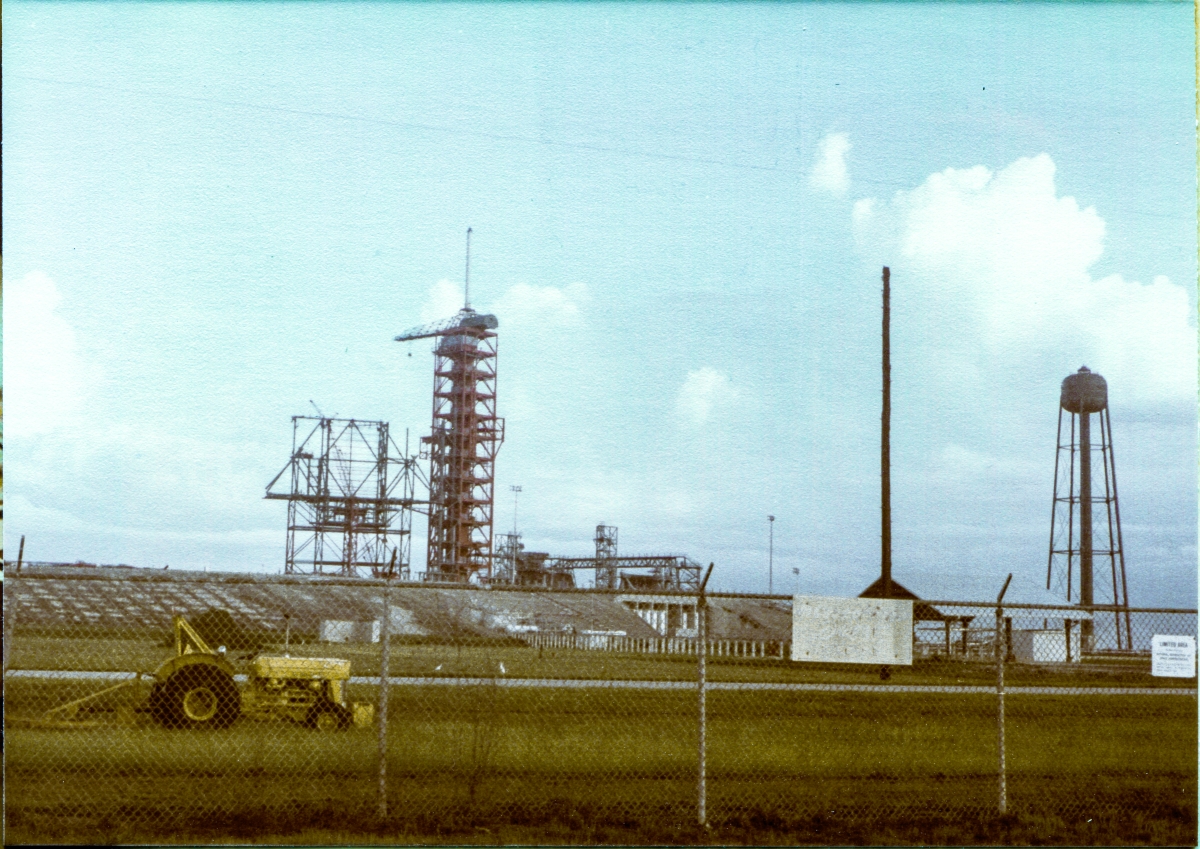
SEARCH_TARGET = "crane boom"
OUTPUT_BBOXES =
[394,308,498,343]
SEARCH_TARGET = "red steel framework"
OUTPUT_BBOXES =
[396,308,504,583]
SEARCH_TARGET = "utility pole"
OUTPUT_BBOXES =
[881,266,892,598]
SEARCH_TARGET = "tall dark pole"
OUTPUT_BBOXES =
[1078,411,1093,608]
[1079,408,1093,652]
[768,515,775,595]
[882,267,892,598]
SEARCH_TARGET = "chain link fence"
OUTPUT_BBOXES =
[3,566,1196,844]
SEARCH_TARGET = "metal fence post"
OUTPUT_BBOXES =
[697,563,714,828]
[377,576,392,821]
[995,573,1012,816]
[3,571,13,677]
[4,537,25,678]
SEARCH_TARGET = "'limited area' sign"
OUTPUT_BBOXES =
[792,595,913,665]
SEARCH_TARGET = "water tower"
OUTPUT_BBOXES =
[1046,366,1132,650]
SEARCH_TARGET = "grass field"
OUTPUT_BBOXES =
[5,677,1195,844]
[4,633,1196,844]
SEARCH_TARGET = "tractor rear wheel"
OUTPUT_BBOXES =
[156,666,240,729]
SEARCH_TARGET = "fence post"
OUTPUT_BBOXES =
[697,563,714,828]
[3,570,13,676]
[377,576,392,821]
[4,537,25,676]
[995,573,1012,816]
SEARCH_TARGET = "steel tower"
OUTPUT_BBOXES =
[396,308,504,583]
[395,235,504,583]
[1047,366,1132,650]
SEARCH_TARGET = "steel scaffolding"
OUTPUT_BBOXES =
[266,417,424,578]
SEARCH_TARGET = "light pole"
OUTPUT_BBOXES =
[768,515,775,595]
[510,485,522,536]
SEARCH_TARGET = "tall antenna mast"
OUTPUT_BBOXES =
[464,227,472,310]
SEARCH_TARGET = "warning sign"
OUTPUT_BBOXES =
[792,596,913,665]
[1151,635,1196,678]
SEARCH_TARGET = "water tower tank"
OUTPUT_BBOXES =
[1060,366,1107,414]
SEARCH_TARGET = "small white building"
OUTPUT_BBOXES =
[1012,628,1083,663]
[319,619,380,643]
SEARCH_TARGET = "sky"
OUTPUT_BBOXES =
[3,3,1196,606]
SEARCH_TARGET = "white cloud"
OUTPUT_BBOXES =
[676,367,737,427]
[490,282,587,330]
[852,153,1195,408]
[3,271,100,437]
[416,280,587,332]
[810,132,851,196]
[932,443,1038,484]
[418,279,468,324]
[851,197,875,230]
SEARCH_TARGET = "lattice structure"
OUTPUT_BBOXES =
[493,533,520,585]
[594,524,619,589]
[488,524,701,591]
[265,417,423,578]
[396,309,504,584]
[541,554,702,591]
[1047,367,1132,649]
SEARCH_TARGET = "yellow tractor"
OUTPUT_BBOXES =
[144,614,365,730]
[23,615,369,730]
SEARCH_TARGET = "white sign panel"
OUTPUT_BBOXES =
[792,595,913,665]
[1151,635,1196,678]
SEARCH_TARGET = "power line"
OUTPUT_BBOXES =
[13,74,795,176]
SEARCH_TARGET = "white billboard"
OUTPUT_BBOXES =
[792,595,913,665]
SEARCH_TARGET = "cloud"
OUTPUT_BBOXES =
[931,443,1039,484]
[852,154,1195,408]
[810,132,851,196]
[490,282,587,331]
[418,279,468,324]
[3,271,100,437]
[676,367,737,427]
[416,280,587,332]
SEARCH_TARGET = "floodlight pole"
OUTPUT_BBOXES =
[697,562,714,828]
[511,485,522,536]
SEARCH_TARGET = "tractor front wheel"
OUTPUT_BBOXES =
[307,702,352,731]
[155,666,240,729]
